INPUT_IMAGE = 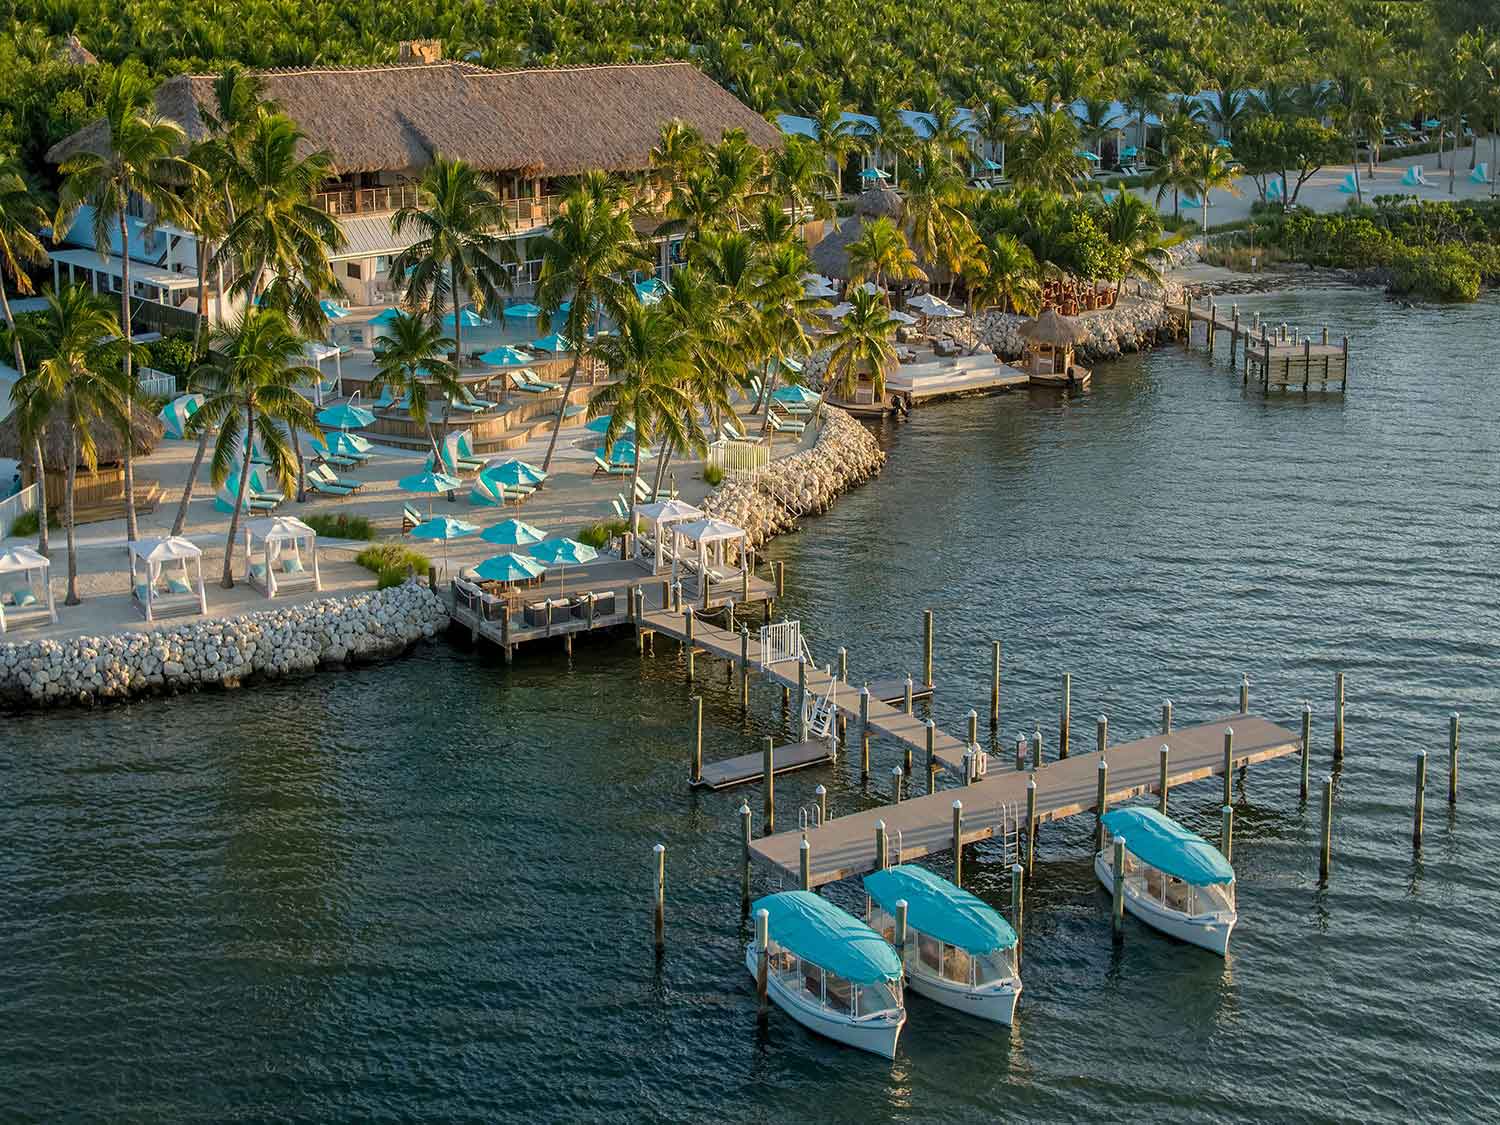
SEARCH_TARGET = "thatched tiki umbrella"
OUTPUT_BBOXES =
[1017,309,1089,378]
[0,401,162,516]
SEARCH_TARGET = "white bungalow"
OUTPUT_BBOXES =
[128,536,209,622]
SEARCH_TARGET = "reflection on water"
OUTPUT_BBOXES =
[3,287,1498,1122]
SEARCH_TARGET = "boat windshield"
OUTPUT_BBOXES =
[972,945,1018,986]
[850,978,902,1018]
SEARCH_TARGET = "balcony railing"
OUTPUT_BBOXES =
[314,185,561,232]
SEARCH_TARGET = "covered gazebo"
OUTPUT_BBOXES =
[302,340,343,405]
[0,400,162,524]
[243,516,321,597]
[671,517,748,589]
[633,498,703,573]
[1018,310,1092,388]
[128,536,208,621]
[0,546,58,633]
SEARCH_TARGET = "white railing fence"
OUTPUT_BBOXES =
[707,437,769,481]
[759,619,803,671]
[138,367,178,399]
[0,482,39,537]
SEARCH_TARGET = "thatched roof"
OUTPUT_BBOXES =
[809,214,950,285]
[853,185,904,220]
[49,61,781,177]
[0,401,162,471]
[1019,309,1088,347]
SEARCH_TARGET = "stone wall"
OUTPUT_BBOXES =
[0,581,448,709]
[700,406,884,549]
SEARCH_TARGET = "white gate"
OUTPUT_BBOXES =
[707,438,769,481]
[759,620,803,671]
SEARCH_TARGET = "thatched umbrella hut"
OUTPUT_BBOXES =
[810,186,907,282]
[0,402,163,519]
[1017,309,1092,388]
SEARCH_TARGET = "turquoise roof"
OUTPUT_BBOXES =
[754,891,902,985]
[1101,808,1234,886]
[863,865,1015,954]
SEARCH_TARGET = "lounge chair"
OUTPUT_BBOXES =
[306,473,355,497]
[611,497,629,521]
[1337,172,1359,194]
[1400,165,1431,187]
[593,454,632,476]
[1470,163,1491,185]
[310,463,363,492]
[508,369,561,394]
[402,503,422,533]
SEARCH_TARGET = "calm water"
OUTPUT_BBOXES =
[5,287,1499,1122]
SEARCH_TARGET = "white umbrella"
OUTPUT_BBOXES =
[907,292,965,319]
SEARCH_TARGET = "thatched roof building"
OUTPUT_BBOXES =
[811,187,908,281]
[0,401,161,472]
[1019,309,1089,347]
[49,59,781,177]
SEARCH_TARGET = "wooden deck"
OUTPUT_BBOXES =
[641,607,972,774]
[1167,297,1349,393]
[694,739,835,789]
[749,713,1301,888]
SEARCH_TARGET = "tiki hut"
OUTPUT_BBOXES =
[810,187,907,282]
[1018,310,1092,388]
[0,401,163,521]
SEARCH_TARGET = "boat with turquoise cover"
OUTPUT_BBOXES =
[745,891,905,1058]
[1094,807,1237,955]
[862,864,1022,1024]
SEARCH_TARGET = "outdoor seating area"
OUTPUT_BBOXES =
[0,546,58,633]
[242,516,321,597]
[1040,277,1115,316]
[128,536,209,622]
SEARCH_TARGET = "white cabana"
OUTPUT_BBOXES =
[302,340,343,405]
[632,498,704,574]
[671,517,749,588]
[0,546,58,633]
[128,536,208,622]
[243,516,321,597]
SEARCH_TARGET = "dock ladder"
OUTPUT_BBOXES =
[804,666,838,744]
[997,802,1020,867]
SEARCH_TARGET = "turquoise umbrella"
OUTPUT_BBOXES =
[531,331,573,353]
[369,308,401,324]
[504,302,543,319]
[772,384,821,405]
[399,469,462,493]
[530,536,598,594]
[481,518,545,546]
[320,299,350,319]
[317,402,374,429]
[442,308,489,329]
[859,167,890,180]
[158,394,203,440]
[600,439,649,465]
[479,345,534,366]
[983,158,1002,170]
[1423,118,1441,128]
[409,515,479,568]
[1122,145,1139,157]
[474,553,547,583]
[323,431,371,457]
[1215,138,1233,148]
[585,414,635,435]
[635,278,668,304]
[1076,150,1101,162]
[481,458,547,487]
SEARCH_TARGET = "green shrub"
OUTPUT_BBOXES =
[577,518,627,548]
[703,463,724,487]
[303,512,375,540]
[1389,245,1481,302]
[355,542,431,588]
[8,508,60,536]
[140,331,197,382]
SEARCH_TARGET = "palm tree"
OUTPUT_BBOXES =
[823,288,899,404]
[54,68,197,543]
[186,308,319,587]
[962,234,1040,314]
[754,241,827,425]
[869,95,917,185]
[531,180,651,474]
[1100,194,1168,303]
[368,311,461,463]
[975,91,1023,180]
[902,144,976,295]
[659,264,735,491]
[768,136,837,224]
[810,97,866,191]
[1013,109,1090,194]
[1123,69,1167,154]
[1076,96,1123,164]
[9,286,128,604]
[1179,143,1243,233]
[846,216,927,297]
[1149,104,1209,217]
[214,109,344,331]
[587,298,700,525]
[0,162,51,554]
[648,119,704,207]
[390,155,515,363]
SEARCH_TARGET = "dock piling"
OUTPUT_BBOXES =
[904,674,914,716]
[875,820,888,871]
[1158,744,1169,814]
[739,803,752,915]
[653,843,666,953]
[1095,758,1109,851]
[925,720,938,792]
[1300,701,1311,799]
[967,709,978,748]
[922,609,933,690]
[951,801,964,887]
[1096,714,1108,758]
[1161,700,1172,735]
[1015,736,1026,772]
[838,646,847,683]
[739,625,750,711]
[991,641,1001,727]
[1333,672,1345,762]
[1222,727,1234,806]
[1239,674,1249,714]
[860,686,871,777]
[814,784,827,825]
[1111,836,1125,941]
[691,695,703,784]
[1448,712,1460,805]
[799,836,811,889]
[1011,864,1024,967]
[1220,805,1233,861]
[895,900,909,962]
[1319,775,1333,881]
[797,660,808,742]
[755,908,769,1020]
[1059,674,1071,758]
[891,766,904,804]
[1025,777,1038,875]
[1032,725,1042,770]
[1413,750,1426,850]
[762,738,775,835]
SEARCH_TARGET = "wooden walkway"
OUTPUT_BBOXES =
[694,740,834,790]
[1167,297,1349,393]
[749,713,1301,888]
[641,607,973,775]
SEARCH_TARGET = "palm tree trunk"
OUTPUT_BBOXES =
[292,422,306,502]
[540,348,583,475]
[221,409,254,588]
[451,263,464,367]
[0,283,47,555]
[170,428,211,536]
[652,437,673,495]
[626,445,643,530]
[64,427,79,605]
[193,238,209,356]
[119,213,138,542]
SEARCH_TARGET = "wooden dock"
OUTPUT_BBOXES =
[694,740,834,789]
[1167,296,1349,393]
[749,713,1301,888]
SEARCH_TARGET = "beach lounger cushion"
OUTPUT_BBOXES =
[283,558,305,574]
[166,577,193,595]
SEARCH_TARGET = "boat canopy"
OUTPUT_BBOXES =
[862,864,1016,954]
[1102,808,1235,886]
[754,891,902,985]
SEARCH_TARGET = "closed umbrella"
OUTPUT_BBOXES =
[409,515,479,570]
[322,431,371,458]
[529,536,598,595]
[481,518,545,546]
[159,394,203,440]
[316,402,374,430]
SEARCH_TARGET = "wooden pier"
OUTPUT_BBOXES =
[749,713,1301,887]
[694,740,834,790]
[1167,296,1349,393]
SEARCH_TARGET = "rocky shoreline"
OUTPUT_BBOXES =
[0,581,447,709]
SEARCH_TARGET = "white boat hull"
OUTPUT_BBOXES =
[1094,853,1235,956]
[745,944,905,1058]
[905,964,1021,1025]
